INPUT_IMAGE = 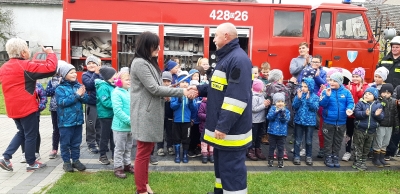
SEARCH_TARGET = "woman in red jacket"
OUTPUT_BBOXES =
[342,67,369,161]
[0,37,57,172]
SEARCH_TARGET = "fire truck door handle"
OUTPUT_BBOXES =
[319,42,326,45]
[334,56,340,60]
[269,53,277,56]
[258,49,267,52]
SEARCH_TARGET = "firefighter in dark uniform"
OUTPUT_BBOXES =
[379,36,400,88]
[194,23,252,194]
[379,36,400,160]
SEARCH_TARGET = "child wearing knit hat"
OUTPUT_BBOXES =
[319,71,355,168]
[248,79,268,161]
[82,55,102,154]
[341,67,369,162]
[266,92,290,168]
[164,60,180,84]
[353,87,384,171]
[371,67,389,90]
[265,69,297,160]
[55,62,89,172]
[95,66,117,165]
[371,83,398,168]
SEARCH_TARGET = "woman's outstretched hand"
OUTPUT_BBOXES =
[184,86,199,99]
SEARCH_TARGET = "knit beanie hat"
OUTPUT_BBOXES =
[273,92,285,104]
[327,68,339,77]
[374,67,389,81]
[380,83,394,95]
[100,66,117,81]
[85,55,100,66]
[364,87,379,99]
[177,70,190,83]
[330,72,343,85]
[162,71,172,81]
[252,79,264,93]
[352,67,366,80]
[302,66,316,78]
[268,69,283,82]
[164,60,179,71]
[59,62,75,79]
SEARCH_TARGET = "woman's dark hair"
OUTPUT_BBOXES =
[134,31,161,73]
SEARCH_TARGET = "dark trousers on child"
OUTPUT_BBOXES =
[157,118,173,150]
[251,122,264,149]
[189,123,200,151]
[322,123,346,157]
[51,111,60,151]
[99,118,115,156]
[294,124,313,158]
[268,134,286,158]
[172,122,191,150]
[59,125,83,163]
[3,111,39,165]
[345,117,355,153]
[386,132,400,157]
[85,104,101,148]
[353,129,375,160]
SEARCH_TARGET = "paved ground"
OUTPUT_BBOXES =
[1,115,400,193]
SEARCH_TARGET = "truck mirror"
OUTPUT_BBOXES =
[383,28,397,40]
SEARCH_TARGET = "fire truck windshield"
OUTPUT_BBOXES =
[335,13,368,40]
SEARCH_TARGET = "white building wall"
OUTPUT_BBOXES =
[1,4,62,53]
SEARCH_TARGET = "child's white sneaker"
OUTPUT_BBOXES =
[300,149,306,157]
[342,152,351,161]
[20,153,26,163]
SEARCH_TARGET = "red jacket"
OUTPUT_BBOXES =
[0,54,57,118]
[346,82,369,118]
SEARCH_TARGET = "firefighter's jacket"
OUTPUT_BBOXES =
[197,38,252,150]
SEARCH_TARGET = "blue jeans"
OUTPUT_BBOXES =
[59,125,83,163]
[294,124,314,158]
[3,111,39,165]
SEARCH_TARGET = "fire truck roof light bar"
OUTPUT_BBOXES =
[342,0,351,4]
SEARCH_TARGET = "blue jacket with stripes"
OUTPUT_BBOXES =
[197,38,252,150]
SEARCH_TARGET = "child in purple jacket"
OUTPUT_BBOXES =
[198,97,214,164]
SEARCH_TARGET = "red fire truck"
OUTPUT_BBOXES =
[61,0,379,82]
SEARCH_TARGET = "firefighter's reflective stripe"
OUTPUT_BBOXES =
[381,61,394,65]
[221,97,247,115]
[211,70,228,85]
[203,129,252,147]
[223,188,248,194]
[215,178,222,189]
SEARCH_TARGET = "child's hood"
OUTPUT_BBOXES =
[302,77,315,94]
[95,78,109,88]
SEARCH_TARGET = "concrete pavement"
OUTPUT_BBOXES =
[1,115,400,193]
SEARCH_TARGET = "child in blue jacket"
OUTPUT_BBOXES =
[292,77,319,166]
[56,63,89,172]
[266,93,290,168]
[352,87,384,171]
[319,72,355,168]
[170,71,196,163]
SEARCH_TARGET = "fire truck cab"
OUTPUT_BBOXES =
[61,0,378,82]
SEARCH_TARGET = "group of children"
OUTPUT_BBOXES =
[250,56,399,171]
[39,56,133,178]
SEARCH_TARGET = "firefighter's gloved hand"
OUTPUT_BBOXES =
[178,97,182,103]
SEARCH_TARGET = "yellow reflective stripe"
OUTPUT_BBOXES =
[204,129,252,147]
[221,97,247,115]
[381,61,393,64]
[223,188,248,194]
[215,178,222,189]
[211,70,228,85]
